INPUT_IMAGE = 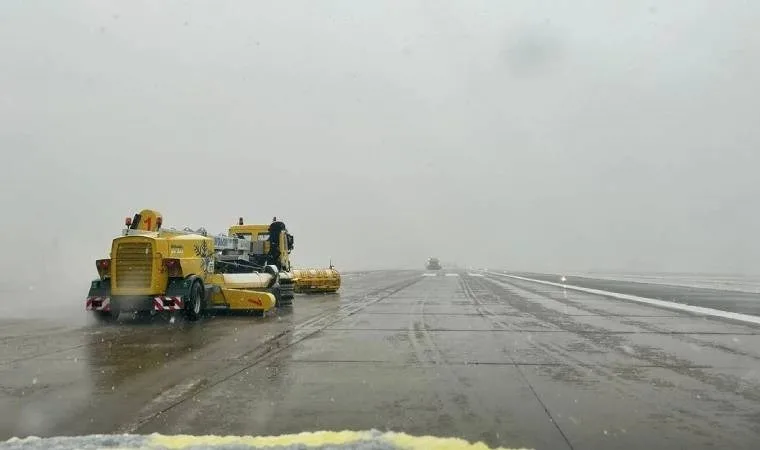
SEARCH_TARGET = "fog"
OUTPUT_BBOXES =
[2,0,760,305]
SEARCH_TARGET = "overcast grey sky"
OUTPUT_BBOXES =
[1,0,759,288]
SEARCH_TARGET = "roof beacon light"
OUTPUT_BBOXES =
[125,217,132,227]
[239,217,244,225]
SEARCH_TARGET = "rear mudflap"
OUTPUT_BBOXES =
[154,277,196,311]
[153,296,184,311]
[86,296,111,312]
[86,279,111,311]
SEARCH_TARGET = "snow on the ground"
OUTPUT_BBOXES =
[0,431,522,450]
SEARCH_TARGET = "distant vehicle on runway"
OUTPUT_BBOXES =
[426,257,442,270]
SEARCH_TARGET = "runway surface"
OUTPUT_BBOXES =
[1,270,758,449]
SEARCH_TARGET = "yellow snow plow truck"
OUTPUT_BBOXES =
[86,209,296,322]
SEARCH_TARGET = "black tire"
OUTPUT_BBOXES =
[184,281,204,321]
[271,283,284,308]
[278,287,294,308]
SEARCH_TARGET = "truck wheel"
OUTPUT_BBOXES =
[272,284,293,308]
[271,284,283,307]
[278,287,293,308]
[184,281,204,321]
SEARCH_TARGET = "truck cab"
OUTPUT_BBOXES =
[228,219,294,272]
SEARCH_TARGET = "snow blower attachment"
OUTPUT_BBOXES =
[292,265,342,294]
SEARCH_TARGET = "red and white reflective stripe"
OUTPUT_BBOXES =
[85,297,110,312]
[153,296,184,311]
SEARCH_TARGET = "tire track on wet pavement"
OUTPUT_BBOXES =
[483,272,760,369]
[406,286,477,432]
[459,274,760,446]
[120,274,423,433]
[458,275,577,450]
[406,277,552,447]
[461,275,608,376]
[463,275,667,393]
[472,274,760,405]
[487,272,760,362]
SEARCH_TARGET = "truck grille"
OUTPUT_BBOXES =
[115,242,153,289]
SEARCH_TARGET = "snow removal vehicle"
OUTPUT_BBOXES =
[426,257,442,270]
[86,209,295,322]
[228,220,341,294]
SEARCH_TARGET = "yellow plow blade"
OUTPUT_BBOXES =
[221,288,276,311]
[293,268,341,294]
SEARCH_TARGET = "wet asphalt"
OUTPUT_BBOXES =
[1,270,759,450]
